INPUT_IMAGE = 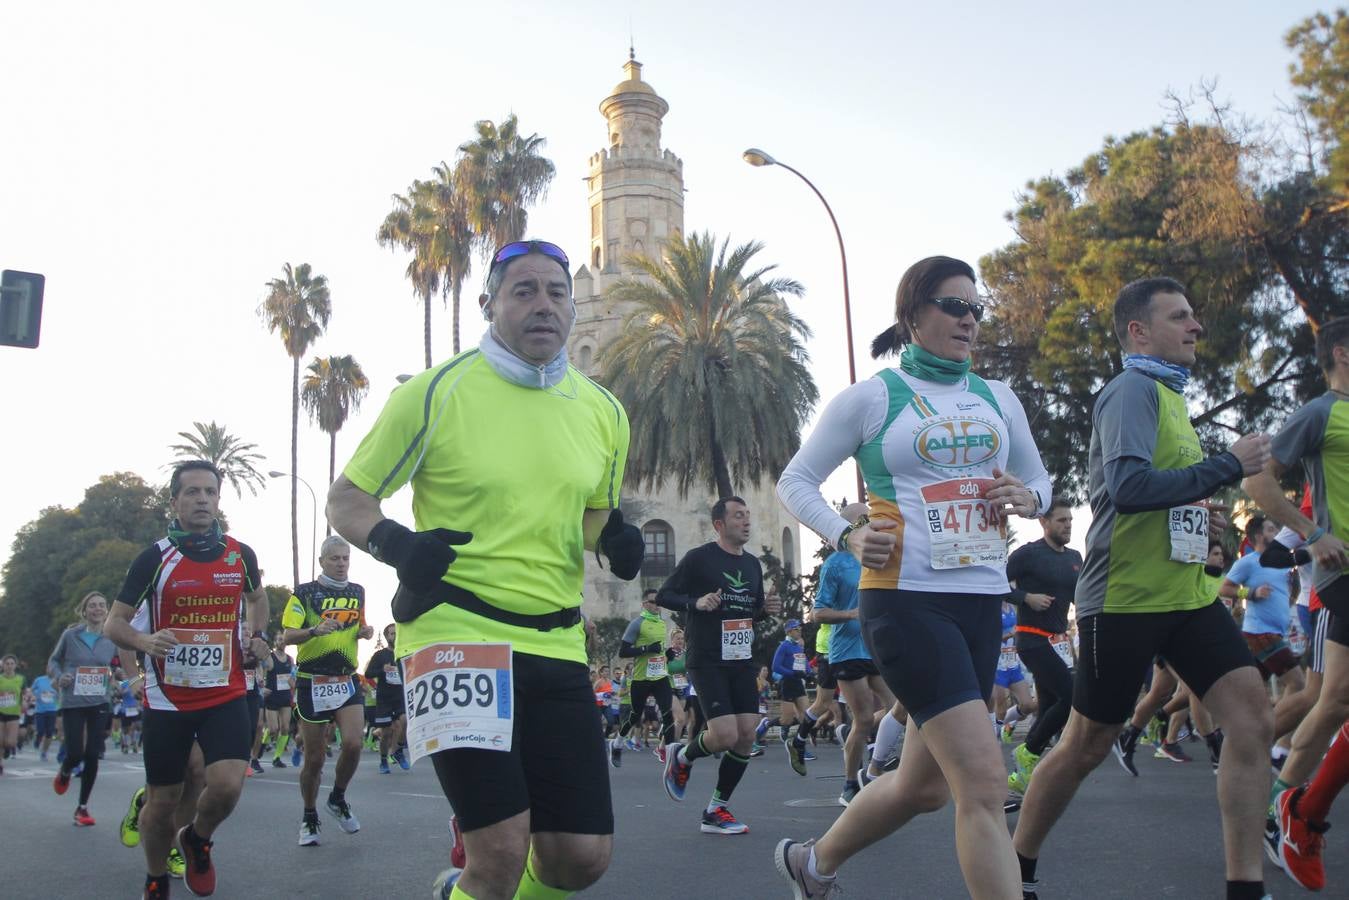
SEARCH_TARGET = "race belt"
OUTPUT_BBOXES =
[392,582,582,632]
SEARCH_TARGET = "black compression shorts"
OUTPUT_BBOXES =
[814,656,836,690]
[687,666,759,719]
[861,589,1003,726]
[430,653,612,835]
[142,696,251,785]
[294,675,362,724]
[1072,602,1256,724]
[779,674,807,701]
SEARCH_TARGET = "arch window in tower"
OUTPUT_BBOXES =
[577,345,593,373]
[592,247,601,270]
[781,527,796,576]
[641,520,675,577]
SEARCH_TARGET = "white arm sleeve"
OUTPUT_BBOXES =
[777,378,887,547]
[993,381,1053,516]
[1274,526,1305,550]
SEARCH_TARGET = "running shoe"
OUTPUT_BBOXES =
[755,716,769,742]
[167,848,186,878]
[837,784,858,806]
[379,759,392,775]
[1263,816,1281,866]
[883,756,899,772]
[291,746,302,767]
[1154,742,1191,763]
[73,806,96,826]
[654,744,667,764]
[1001,722,1017,744]
[1004,797,1023,814]
[774,838,838,899]
[1142,718,1162,747]
[176,825,215,897]
[326,796,360,834]
[1013,743,1041,779]
[121,786,146,848]
[393,748,411,771]
[839,723,851,746]
[1007,771,1029,796]
[142,875,170,900]
[786,739,808,776]
[249,758,263,775]
[432,867,463,899]
[857,766,874,789]
[449,814,466,869]
[749,743,764,758]
[53,768,71,795]
[802,748,817,762]
[1111,733,1139,777]
[271,756,287,769]
[700,805,748,834]
[298,816,321,847]
[1276,786,1328,891]
[663,742,690,802]
[73,761,84,776]
[608,738,622,768]
[1022,879,1040,900]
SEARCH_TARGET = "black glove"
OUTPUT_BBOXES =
[597,508,644,581]
[367,519,472,594]
[637,642,662,655]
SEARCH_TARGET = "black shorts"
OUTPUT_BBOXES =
[815,656,836,690]
[642,704,659,722]
[429,652,612,835]
[1072,601,1256,725]
[263,690,292,711]
[780,674,807,701]
[687,666,759,719]
[294,675,363,724]
[375,692,406,725]
[120,713,141,729]
[860,589,1003,726]
[1320,578,1349,648]
[142,696,251,785]
[0,713,17,723]
[830,657,879,682]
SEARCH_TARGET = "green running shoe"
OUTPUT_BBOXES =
[120,786,146,848]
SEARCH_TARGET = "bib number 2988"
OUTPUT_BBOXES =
[401,643,513,765]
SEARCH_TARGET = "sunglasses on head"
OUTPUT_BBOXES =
[927,296,985,322]
[489,240,570,274]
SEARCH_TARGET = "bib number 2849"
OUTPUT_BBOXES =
[401,643,513,765]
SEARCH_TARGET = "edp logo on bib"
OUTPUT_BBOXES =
[914,417,1001,469]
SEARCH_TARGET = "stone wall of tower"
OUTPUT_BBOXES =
[570,58,803,626]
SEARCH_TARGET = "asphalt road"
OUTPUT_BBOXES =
[5,731,1345,899]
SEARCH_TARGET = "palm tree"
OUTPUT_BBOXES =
[300,355,371,528]
[457,114,556,257]
[258,262,331,588]
[377,181,441,368]
[599,232,819,499]
[168,421,267,498]
[429,161,476,354]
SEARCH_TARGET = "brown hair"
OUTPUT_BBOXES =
[1316,317,1349,373]
[871,256,977,358]
[75,591,107,619]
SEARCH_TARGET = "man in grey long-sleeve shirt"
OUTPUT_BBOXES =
[1011,277,1277,900]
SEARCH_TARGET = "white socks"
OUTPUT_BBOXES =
[807,846,836,882]
[870,711,905,768]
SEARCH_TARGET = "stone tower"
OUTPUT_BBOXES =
[570,54,802,622]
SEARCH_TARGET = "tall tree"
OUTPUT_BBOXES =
[300,354,371,516]
[377,181,441,368]
[429,161,476,354]
[599,232,819,499]
[168,421,267,497]
[1286,9,1349,210]
[457,114,556,257]
[258,262,331,588]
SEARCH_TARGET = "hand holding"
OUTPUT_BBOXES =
[848,518,898,570]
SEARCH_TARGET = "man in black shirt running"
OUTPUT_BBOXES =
[657,497,765,835]
[1005,498,1082,795]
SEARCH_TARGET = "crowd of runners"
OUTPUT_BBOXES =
[4,243,1348,900]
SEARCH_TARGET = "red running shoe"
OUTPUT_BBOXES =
[176,825,216,897]
[54,770,71,795]
[73,806,96,826]
[449,814,466,870]
[1277,786,1329,891]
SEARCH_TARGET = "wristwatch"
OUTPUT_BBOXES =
[836,515,871,553]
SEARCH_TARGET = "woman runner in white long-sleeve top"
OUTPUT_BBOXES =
[774,255,1052,900]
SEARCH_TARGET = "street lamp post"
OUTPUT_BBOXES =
[742,147,865,502]
[270,470,318,582]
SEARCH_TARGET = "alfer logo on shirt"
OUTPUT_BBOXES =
[914,417,1001,469]
[213,572,243,587]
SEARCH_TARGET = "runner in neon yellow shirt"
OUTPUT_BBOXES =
[329,240,641,900]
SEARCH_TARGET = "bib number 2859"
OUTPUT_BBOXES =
[401,643,513,765]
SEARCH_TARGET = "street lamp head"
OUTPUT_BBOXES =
[742,148,777,167]
[395,373,413,384]
[268,470,285,478]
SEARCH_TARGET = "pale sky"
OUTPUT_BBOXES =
[0,1,1323,662]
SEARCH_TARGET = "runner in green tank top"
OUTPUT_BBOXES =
[608,590,677,767]
[1011,277,1277,900]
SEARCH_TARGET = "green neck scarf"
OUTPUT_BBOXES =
[899,343,970,385]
